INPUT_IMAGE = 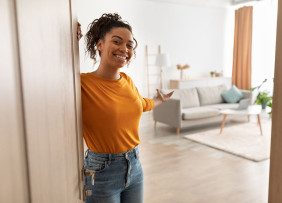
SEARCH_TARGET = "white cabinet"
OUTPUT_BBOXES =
[169,77,232,89]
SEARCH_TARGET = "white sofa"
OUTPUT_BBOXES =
[153,84,252,134]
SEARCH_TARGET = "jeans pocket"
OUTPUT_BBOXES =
[86,157,110,173]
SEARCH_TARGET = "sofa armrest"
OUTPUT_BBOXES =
[153,99,181,128]
[240,89,252,99]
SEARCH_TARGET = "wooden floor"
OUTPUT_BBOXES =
[139,112,270,203]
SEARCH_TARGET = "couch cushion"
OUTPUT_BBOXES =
[197,85,227,106]
[168,88,200,108]
[166,89,180,99]
[221,85,244,103]
[179,88,200,108]
[182,107,220,120]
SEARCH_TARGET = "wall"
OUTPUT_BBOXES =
[77,0,227,95]
[252,0,277,93]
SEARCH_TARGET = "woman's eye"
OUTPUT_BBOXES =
[127,44,134,49]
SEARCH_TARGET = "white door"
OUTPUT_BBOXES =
[0,0,29,202]
[0,0,84,202]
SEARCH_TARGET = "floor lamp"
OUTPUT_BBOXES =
[155,53,171,89]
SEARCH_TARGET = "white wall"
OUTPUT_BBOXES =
[251,0,277,94]
[224,0,278,93]
[77,0,227,95]
[77,0,277,95]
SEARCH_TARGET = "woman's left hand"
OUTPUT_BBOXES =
[156,89,174,102]
[153,89,174,107]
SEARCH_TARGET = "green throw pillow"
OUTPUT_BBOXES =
[221,85,243,103]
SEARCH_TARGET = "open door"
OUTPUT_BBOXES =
[269,1,282,202]
[0,0,29,202]
[0,0,84,202]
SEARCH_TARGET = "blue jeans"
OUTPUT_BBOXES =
[83,146,143,203]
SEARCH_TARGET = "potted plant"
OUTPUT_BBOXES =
[255,91,272,109]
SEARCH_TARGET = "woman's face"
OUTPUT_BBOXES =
[98,27,135,68]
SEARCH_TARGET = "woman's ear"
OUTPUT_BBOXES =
[96,40,103,56]
[97,40,103,52]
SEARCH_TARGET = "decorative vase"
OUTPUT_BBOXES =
[180,70,184,80]
[177,64,190,80]
[261,103,267,109]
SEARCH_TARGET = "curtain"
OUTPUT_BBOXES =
[232,6,253,90]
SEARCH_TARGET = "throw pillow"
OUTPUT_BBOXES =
[197,85,227,105]
[221,85,243,103]
[180,88,200,108]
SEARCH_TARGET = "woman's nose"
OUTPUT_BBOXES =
[119,43,128,53]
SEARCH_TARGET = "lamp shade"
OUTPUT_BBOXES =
[155,53,171,67]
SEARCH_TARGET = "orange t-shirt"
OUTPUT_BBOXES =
[81,72,154,153]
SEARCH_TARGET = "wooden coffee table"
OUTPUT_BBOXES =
[219,105,263,135]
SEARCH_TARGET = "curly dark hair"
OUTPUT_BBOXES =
[85,13,138,64]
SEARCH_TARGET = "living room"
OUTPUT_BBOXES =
[77,0,278,202]
[3,0,282,202]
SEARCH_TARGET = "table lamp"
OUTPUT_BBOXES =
[155,53,171,89]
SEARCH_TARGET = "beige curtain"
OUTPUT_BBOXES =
[232,6,253,90]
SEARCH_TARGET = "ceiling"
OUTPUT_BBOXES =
[143,0,261,7]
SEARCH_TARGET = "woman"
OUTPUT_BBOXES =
[79,13,173,203]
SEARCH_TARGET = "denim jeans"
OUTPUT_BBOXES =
[83,146,143,203]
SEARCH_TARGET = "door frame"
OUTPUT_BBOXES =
[268,1,282,202]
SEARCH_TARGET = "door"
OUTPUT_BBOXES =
[0,0,29,202]
[0,0,84,202]
[269,1,282,202]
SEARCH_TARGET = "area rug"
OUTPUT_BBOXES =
[183,121,272,162]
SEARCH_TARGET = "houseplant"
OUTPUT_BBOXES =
[251,79,273,110]
[255,91,272,109]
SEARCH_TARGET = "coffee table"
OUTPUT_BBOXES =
[219,105,263,135]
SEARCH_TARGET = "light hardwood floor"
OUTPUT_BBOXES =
[139,112,269,203]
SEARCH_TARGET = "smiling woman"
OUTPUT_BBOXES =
[84,13,137,68]
[97,27,135,72]
[79,13,173,203]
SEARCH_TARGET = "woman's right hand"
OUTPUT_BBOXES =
[77,22,83,41]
